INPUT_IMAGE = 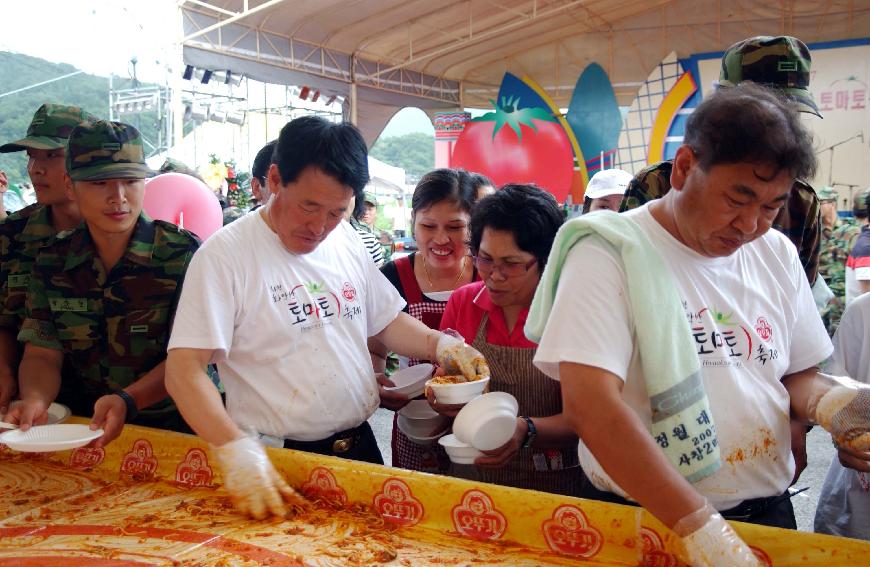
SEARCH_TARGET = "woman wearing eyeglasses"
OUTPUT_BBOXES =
[371,168,490,473]
[435,184,583,496]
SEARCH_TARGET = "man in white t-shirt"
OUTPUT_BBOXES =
[534,83,870,566]
[166,116,488,520]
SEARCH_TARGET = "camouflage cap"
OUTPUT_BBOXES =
[66,120,156,181]
[0,103,98,153]
[363,191,378,206]
[718,36,821,118]
[817,186,837,202]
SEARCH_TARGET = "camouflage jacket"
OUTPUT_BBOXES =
[18,214,199,417]
[619,160,821,285]
[819,218,861,298]
[0,204,57,332]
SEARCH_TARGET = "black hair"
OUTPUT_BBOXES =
[274,116,369,215]
[251,139,277,182]
[469,184,564,270]
[865,191,870,221]
[411,168,480,219]
[684,82,817,181]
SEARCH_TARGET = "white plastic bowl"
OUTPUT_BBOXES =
[427,376,490,405]
[397,414,449,445]
[438,433,484,464]
[399,399,441,420]
[0,424,103,452]
[453,392,519,450]
[383,364,433,399]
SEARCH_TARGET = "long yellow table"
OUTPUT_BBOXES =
[1,419,867,565]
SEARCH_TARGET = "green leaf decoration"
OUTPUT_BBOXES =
[470,95,557,141]
[306,281,325,294]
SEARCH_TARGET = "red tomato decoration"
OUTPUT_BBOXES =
[451,97,575,202]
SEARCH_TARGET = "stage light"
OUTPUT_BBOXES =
[183,65,194,80]
[226,111,246,125]
[190,104,208,122]
[209,109,227,123]
[325,94,337,106]
[299,86,310,100]
[201,70,212,85]
[226,71,243,87]
[311,90,320,103]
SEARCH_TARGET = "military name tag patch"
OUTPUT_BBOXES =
[49,298,88,312]
[7,274,29,288]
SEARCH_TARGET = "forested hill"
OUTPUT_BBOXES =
[0,51,158,184]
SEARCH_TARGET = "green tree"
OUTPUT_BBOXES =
[0,51,161,186]
[370,132,434,183]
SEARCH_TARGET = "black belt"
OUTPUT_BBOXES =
[718,487,807,521]
[282,423,367,454]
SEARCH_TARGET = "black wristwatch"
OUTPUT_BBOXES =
[114,390,139,423]
[520,416,537,448]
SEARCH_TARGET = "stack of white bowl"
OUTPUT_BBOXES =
[396,400,450,445]
[439,392,519,464]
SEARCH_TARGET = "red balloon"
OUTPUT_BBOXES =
[143,173,223,241]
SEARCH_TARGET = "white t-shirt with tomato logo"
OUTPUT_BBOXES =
[534,204,832,510]
[169,213,405,441]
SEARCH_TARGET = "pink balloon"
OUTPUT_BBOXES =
[143,173,223,241]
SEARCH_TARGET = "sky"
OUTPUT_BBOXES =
[0,0,433,138]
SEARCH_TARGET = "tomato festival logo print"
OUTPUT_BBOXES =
[120,439,159,479]
[755,317,773,342]
[541,505,602,559]
[301,467,347,506]
[639,526,678,567]
[175,448,214,487]
[373,478,424,526]
[69,446,106,470]
[341,281,357,302]
[451,490,507,540]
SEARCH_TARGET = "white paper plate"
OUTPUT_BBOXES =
[0,424,103,452]
[0,402,71,425]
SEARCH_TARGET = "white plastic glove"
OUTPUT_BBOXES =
[673,502,760,567]
[211,436,306,519]
[435,331,490,381]
[810,378,870,451]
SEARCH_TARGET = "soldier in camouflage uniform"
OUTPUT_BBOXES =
[7,121,200,447]
[619,36,822,286]
[0,103,97,411]
[818,188,862,336]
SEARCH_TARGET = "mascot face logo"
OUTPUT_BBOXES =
[121,439,158,479]
[69,447,106,470]
[542,505,602,559]
[451,490,507,540]
[301,467,347,506]
[175,448,214,487]
[373,478,423,526]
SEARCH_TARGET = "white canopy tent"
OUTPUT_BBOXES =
[179,0,870,145]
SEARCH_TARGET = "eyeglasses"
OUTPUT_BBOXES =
[472,255,537,278]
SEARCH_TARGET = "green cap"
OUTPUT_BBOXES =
[65,120,156,181]
[817,186,837,202]
[0,103,98,153]
[719,36,821,118]
[363,191,378,206]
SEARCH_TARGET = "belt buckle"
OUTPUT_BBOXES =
[332,436,353,453]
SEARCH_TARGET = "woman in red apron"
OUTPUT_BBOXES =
[372,169,489,472]
[436,184,583,496]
